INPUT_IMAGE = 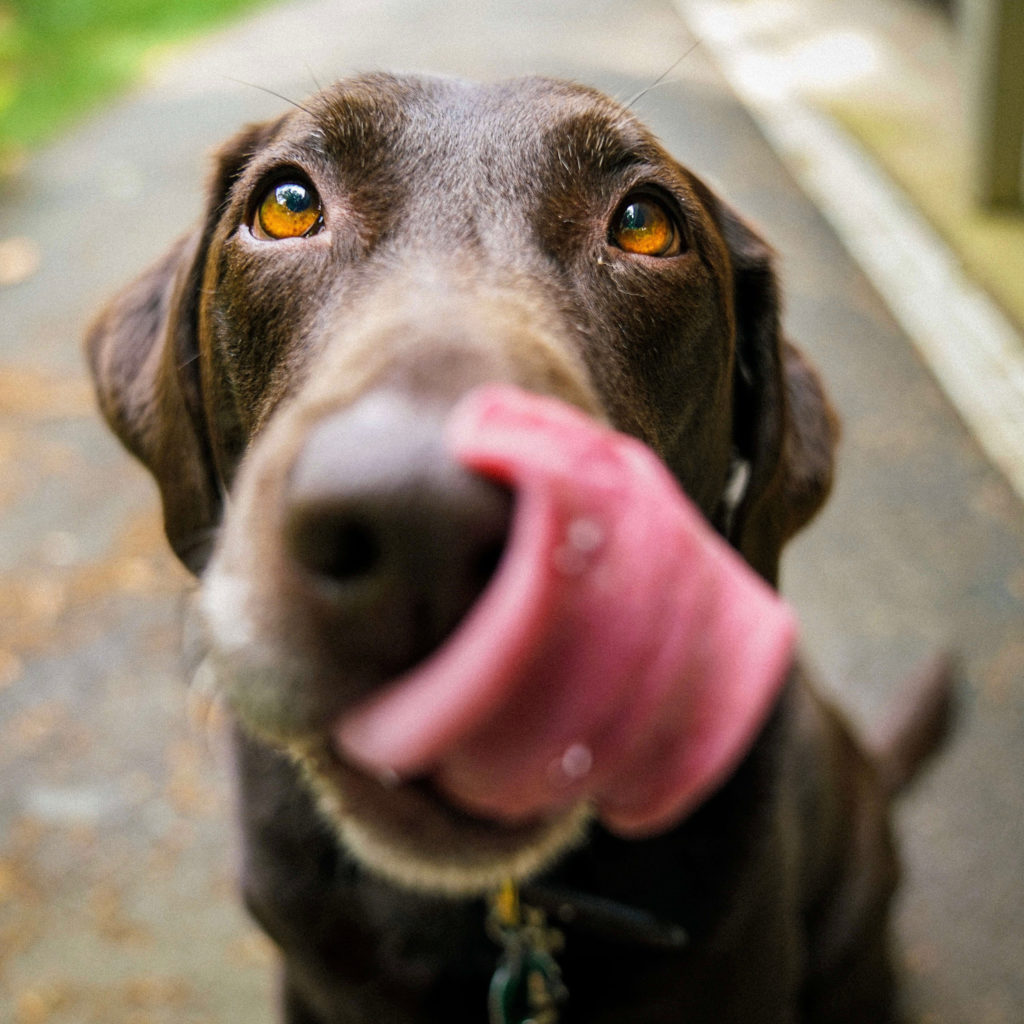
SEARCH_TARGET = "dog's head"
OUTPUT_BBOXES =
[87,74,836,893]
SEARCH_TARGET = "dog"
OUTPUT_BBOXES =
[86,73,948,1023]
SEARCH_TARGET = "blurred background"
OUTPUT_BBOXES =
[1,0,1022,1021]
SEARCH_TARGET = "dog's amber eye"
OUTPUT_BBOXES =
[610,197,680,257]
[255,181,322,239]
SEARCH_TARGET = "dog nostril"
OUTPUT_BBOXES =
[473,537,507,591]
[287,510,383,583]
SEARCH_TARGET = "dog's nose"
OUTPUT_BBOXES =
[283,394,512,674]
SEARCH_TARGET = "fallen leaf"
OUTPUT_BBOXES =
[0,236,41,287]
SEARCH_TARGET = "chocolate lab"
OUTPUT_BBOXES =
[86,74,948,1023]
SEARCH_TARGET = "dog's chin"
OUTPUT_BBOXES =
[287,738,591,896]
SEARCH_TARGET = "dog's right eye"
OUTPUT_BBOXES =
[609,195,682,258]
[254,181,323,240]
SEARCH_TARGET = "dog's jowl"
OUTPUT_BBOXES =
[87,74,947,1024]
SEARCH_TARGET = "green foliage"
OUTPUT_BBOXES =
[0,0,271,158]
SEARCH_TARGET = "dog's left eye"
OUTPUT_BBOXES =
[254,181,323,240]
[609,196,682,257]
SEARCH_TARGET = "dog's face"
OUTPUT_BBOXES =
[87,74,835,893]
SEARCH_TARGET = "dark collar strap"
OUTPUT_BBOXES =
[520,882,689,950]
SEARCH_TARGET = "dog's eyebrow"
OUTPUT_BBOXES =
[308,85,410,158]
[267,103,407,188]
[546,111,663,178]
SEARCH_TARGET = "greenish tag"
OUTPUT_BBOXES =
[488,943,566,1024]
[487,891,567,1024]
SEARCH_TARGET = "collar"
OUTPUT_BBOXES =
[520,880,689,949]
[486,879,688,1024]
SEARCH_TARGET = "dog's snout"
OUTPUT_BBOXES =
[283,394,512,673]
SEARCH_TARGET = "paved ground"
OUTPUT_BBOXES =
[1,0,1022,1021]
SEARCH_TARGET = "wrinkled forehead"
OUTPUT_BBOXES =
[283,74,670,184]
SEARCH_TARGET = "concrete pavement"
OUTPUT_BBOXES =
[1,0,1022,1020]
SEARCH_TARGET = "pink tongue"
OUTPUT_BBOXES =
[335,385,796,836]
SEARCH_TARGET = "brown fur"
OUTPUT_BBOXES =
[87,74,942,1023]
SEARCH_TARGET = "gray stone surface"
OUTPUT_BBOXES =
[1,0,1021,1020]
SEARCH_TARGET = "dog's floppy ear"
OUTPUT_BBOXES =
[85,119,281,574]
[713,200,839,585]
